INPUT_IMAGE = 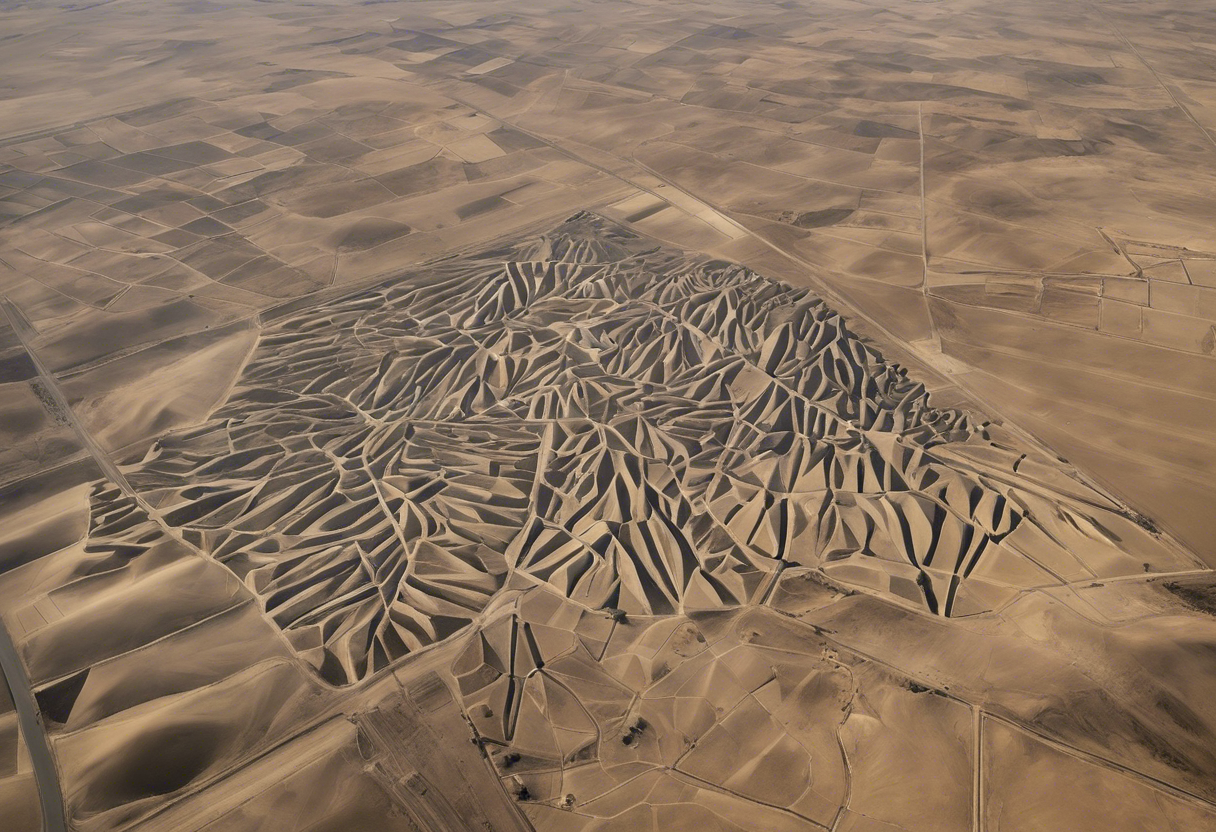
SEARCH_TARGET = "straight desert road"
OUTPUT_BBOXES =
[0,621,66,832]
[1,299,141,506]
[0,299,68,832]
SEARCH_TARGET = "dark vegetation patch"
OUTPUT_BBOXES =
[772,207,855,228]
[1163,580,1216,616]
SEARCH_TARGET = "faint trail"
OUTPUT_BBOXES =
[918,102,929,294]
[0,299,237,574]
[1091,3,1216,152]
[1064,567,1212,588]
[4,298,309,830]
[828,730,852,832]
[983,711,1216,814]
[972,706,983,832]
[0,624,66,832]
[0,301,70,832]
[805,618,1216,814]
[2,298,143,501]
[671,768,832,830]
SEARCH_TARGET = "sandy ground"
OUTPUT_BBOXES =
[0,656,44,832]
[2,1,1216,830]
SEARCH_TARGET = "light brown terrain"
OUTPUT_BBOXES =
[1,1,1216,831]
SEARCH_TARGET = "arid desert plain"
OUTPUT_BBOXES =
[2,0,1216,830]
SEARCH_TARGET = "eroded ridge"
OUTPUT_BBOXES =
[86,212,1191,684]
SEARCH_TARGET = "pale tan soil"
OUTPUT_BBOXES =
[2,1,1216,831]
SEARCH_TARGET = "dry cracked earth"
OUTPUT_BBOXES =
[2,1,1216,832]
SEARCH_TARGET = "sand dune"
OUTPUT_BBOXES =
[0,216,1210,831]
[2,1,1216,830]
[75,213,1192,688]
